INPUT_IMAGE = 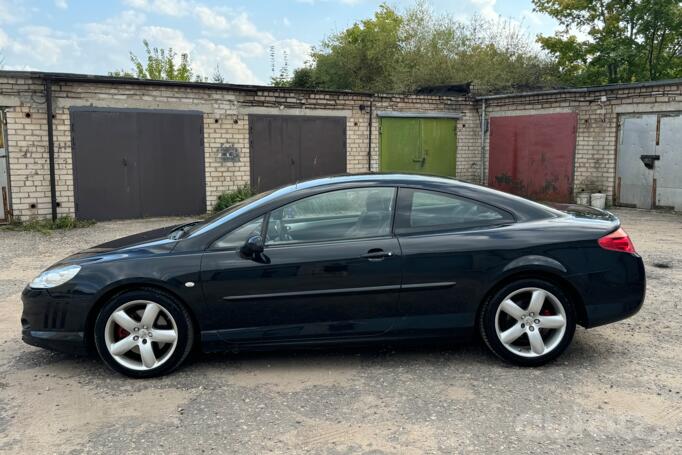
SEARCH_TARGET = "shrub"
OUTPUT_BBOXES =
[214,185,253,212]
[2,216,96,233]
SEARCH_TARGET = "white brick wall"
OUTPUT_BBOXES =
[0,74,478,219]
[1,72,680,219]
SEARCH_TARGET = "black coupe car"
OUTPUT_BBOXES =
[22,174,645,378]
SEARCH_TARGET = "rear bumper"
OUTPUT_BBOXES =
[575,253,646,328]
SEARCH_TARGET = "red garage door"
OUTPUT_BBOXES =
[488,113,577,203]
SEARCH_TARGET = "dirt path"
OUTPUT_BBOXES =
[0,209,680,454]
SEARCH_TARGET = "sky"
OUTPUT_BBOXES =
[0,0,561,85]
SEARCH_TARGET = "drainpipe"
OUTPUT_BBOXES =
[367,98,373,172]
[479,98,486,185]
[44,78,57,221]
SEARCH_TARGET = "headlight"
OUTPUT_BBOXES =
[30,265,81,289]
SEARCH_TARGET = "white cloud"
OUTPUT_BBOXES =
[84,10,146,45]
[0,0,26,24]
[122,0,150,8]
[295,0,361,4]
[154,0,191,16]
[230,12,274,43]
[1,0,310,85]
[4,26,80,66]
[274,38,312,68]
[194,5,228,30]
[235,41,266,57]
[469,0,498,21]
[125,1,275,44]
[141,26,193,54]
[54,0,68,9]
[122,0,190,16]
[193,39,259,84]
[194,6,274,43]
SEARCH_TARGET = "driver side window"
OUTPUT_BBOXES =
[212,216,264,250]
[266,187,395,245]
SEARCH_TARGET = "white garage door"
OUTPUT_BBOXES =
[617,113,682,210]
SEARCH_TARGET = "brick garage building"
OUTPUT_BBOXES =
[0,71,681,221]
[480,80,682,209]
[0,72,479,221]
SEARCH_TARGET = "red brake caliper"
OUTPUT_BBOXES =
[541,308,553,316]
[115,325,130,340]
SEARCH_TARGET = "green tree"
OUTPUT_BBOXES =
[301,4,404,92]
[110,40,197,81]
[533,0,682,84]
[286,3,558,94]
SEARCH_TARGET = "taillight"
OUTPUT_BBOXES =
[598,227,636,254]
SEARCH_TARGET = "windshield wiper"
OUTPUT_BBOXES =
[168,221,201,240]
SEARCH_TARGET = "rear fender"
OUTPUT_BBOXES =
[503,255,567,274]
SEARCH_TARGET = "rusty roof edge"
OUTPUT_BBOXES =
[0,70,376,96]
[0,70,390,97]
[0,70,477,99]
[2,70,681,99]
[477,78,682,100]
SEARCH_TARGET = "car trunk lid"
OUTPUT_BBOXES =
[545,203,620,224]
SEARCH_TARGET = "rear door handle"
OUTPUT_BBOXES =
[361,249,393,261]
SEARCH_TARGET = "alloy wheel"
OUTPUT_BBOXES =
[494,287,567,358]
[104,300,179,371]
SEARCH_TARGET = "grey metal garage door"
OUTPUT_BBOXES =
[616,113,682,210]
[71,108,205,220]
[249,115,347,192]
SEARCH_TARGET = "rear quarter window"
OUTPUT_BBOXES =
[396,188,514,234]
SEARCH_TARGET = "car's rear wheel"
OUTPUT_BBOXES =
[94,288,194,378]
[479,279,576,366]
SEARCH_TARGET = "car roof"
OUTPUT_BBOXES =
[294,173,462,189]
[285,173,560,222]
[184,172,561,244]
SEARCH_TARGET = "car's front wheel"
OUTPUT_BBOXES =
[94,288,194,378]
[479,279,576,366]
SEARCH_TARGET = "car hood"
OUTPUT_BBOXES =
[62,224,183,264]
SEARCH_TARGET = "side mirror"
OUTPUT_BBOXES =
[240,234,264,259]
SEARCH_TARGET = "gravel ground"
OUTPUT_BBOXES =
[0,209,681,454]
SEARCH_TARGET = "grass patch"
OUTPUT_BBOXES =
[1,216,96,233]
[214,185,253,212]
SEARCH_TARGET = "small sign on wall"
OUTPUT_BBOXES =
[219,144,240,162]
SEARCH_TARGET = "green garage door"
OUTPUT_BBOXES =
[379,117,457,177]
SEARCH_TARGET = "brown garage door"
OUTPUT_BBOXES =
[249,115,347,192]
[488,113,577,203]
[71,108,205,220]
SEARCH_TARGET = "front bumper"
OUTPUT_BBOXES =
[21,286,91,355]
[21,328,87,355]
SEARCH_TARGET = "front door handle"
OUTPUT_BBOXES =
[361,249,393,261]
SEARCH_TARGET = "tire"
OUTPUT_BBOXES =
[94,288,194,378]
[479,279,576,367]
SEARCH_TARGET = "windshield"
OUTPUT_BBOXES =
[182,188,277,237]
